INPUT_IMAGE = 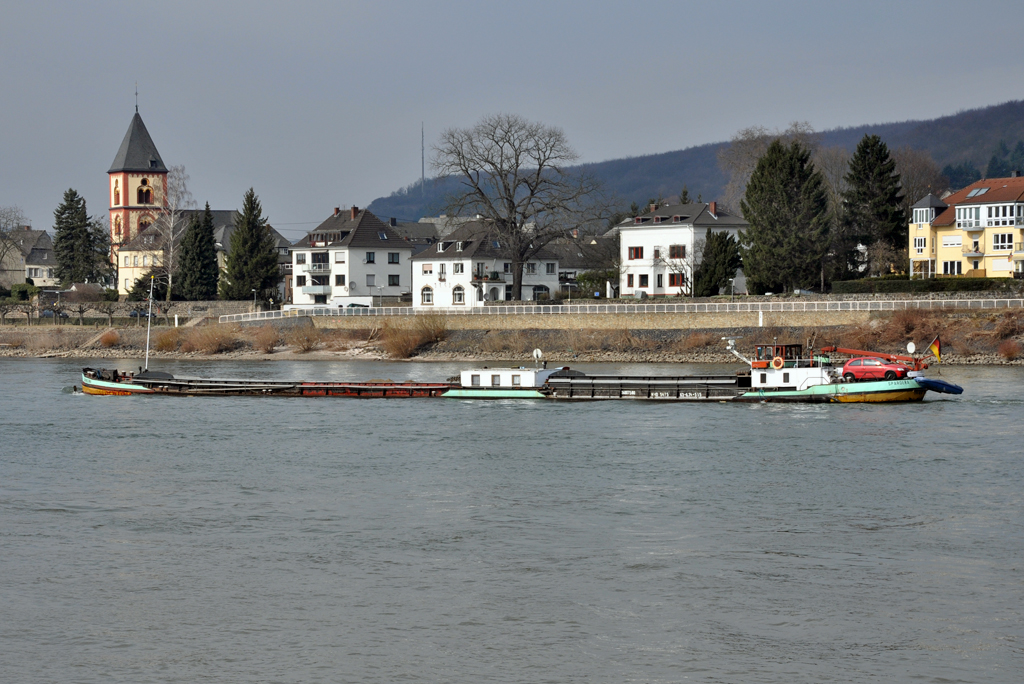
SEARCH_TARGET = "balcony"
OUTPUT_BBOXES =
[1015,242,1024,254]
[962,243,984,257]
[302,263,331,274]
[472,272,506,283]
[300,285,332,295]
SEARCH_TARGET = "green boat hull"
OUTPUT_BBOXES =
[737,378,926,403]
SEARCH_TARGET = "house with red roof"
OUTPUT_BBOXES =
[909,175,1024,278]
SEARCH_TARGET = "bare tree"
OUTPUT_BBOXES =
[93,300,122,327]
[0,298,20,324]
[155,165,195,301]
[433,114,606,300]
[0,206,28,289]
[893,147,949,219]
[653,237,704,297]
[717,122,819,213]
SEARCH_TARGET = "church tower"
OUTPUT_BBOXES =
[108,109,167,261]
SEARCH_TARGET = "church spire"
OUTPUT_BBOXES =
[109,111,166,173]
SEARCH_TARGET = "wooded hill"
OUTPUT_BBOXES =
[367,100,1024,221]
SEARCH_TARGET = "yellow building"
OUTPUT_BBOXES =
[909,176,1024,278]
[116,226,165,295]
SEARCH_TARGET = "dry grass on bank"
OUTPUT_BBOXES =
[377,315,451,358]
[998,339,1021,360]
[99,330,120,348]
[254,325,281,353]
[285,327,323,353]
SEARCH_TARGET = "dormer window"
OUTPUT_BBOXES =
[456,241,464,252]
[437,242,445,252]
[377,231,388,240]
[150,159,159,169]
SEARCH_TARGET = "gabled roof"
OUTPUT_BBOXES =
[545,236,617,270]
[930,176,1024,226]
[620,202,748,229]
[109,112,167,173]
[119,223,168,252]
[410,220,558,262]
[912,193,947,210]
[12,228,51,258]
[292,209,409,250]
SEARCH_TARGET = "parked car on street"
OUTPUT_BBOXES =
[40,309,69,318]
[841,357,910,381]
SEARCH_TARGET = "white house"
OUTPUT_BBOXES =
[290,207,413,306]
[410,221,559,307]
[617,201,747,297]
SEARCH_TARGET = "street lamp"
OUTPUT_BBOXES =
[252,288,257,312]
[729,278,735,302]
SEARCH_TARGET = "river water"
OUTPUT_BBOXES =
[1,357,1022,683]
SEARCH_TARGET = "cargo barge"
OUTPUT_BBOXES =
[80,339,962,403]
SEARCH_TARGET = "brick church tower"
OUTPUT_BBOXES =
[108,108,167,261]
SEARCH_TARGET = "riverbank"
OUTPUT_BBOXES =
[2,308,1023,365]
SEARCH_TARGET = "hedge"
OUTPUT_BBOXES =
[831,277,1024,294]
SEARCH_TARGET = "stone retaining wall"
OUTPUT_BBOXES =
[311,310,872,331]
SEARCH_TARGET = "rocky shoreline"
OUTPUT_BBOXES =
[3,343,1020,366]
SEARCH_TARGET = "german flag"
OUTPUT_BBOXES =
[928,336,941,362]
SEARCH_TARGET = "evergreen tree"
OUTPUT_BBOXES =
[740,140,830,294]
[219,188,279,300]
[842,135,906,252]
[679,185,691,204]
[942,162,981,190]
[127,271,168,301]
[1010,141,1024,173]
[176,203,220,300]
[692,231,742,297]
[986,154,1011,179]
[52,189,111,285]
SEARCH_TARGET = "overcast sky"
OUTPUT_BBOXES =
[2,0,1022,239]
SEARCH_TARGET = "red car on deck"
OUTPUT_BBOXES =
[841,357,911,381]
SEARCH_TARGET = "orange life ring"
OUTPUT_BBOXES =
[771,356,785,370]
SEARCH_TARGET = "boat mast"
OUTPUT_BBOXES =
[144,276,154,371]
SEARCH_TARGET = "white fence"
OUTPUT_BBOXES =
[220,298,1024,324]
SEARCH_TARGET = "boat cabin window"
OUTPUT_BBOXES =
[754,344,802,361]
[512,374,521,386]
[783,373,789,383]
[491,374,501,387]
[760,373,767,384]
[471,374,480,386]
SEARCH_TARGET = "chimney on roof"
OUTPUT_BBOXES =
[334,207,340,216]
[350,206,359,220]
[649,203,658,212]
[709,201,717,217]
[390,217,398,227]
[1013,170,1020,178]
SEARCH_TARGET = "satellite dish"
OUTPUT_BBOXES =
[907,342,916,354]
[532,348,543,361]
